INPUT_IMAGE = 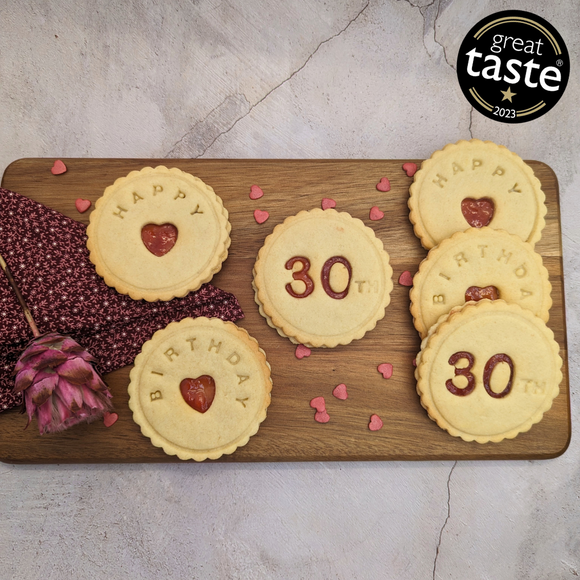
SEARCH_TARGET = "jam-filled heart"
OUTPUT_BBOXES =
[180,375,216,413]
[141,223,178,257]
[461,197,495,228]
[465,285,500,302]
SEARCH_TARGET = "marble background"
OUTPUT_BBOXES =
[1,0,578,578]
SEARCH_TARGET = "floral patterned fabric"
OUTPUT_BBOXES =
[0,188,243,412]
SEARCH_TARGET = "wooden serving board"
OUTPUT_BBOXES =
[0,158,570,463]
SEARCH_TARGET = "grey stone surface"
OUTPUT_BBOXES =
[0,0,578,578]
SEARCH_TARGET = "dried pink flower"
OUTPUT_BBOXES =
[1,250,114,434]
[14,332,113,434]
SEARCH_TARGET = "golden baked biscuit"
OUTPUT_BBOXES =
[408,139,546,249]
[87,166,231,301]
[410,228,552,338]
[253,209,393,348]
[415,301,562,443]
[128,317,272,461]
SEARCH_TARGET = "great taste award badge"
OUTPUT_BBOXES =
[457,10,569,123]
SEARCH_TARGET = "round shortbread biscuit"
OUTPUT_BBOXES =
[87,166,231,301]
[253,209,393,348]
[128,317,272,461]
[410,228,552,338]
[408,139,546,249]
[415,301,562,443]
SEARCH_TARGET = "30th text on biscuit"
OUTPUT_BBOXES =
[285,256,379,299]
[445,351,546,398]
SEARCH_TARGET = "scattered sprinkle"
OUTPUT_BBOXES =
[249,185,264,200]
[402,162,417,177]
[376,177,391,192]
[332,383,348,400]
[295,344,311,359]
[75,198,91,213]
[51,160,67,175]
[315,410,330,423]
[377,363,393,379]
[369,206,384,221]
[321,198,336,210]
[310,396,326,412]
[103,412,119,427]
[398,271,413,286]
[253,209,269,224]
[369,414,383,431]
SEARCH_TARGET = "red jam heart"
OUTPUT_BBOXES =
[141,223,178,257]
[180,375,216,413]
[465,285,500,302]
[461,197,495,228]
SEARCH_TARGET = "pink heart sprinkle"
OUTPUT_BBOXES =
[376,177,391,192]
[332,383,348,400]
[369,206,384,221]
[412,358,417,367]
[398,270,413,286]
[310,396,326,412]
[402,162,417,177]
[51,160,67,175]
[103,412,119,428]
[249,185,264,200]
[315,410,330,423]
[75,198,91,213]
[295,344,311,359]
[254,209,269,224]
[377,363,393,379]
[321,198,336,210]
[369,414,383,431]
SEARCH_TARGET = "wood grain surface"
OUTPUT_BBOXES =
[0,158,570,463]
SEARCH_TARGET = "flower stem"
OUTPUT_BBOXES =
[0,251,41,338]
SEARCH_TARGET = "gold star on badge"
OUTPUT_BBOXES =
[501,87,517,102]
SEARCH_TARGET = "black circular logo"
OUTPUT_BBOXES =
[457,10,569,123]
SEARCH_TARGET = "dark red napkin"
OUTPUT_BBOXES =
[0,187,243,412]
